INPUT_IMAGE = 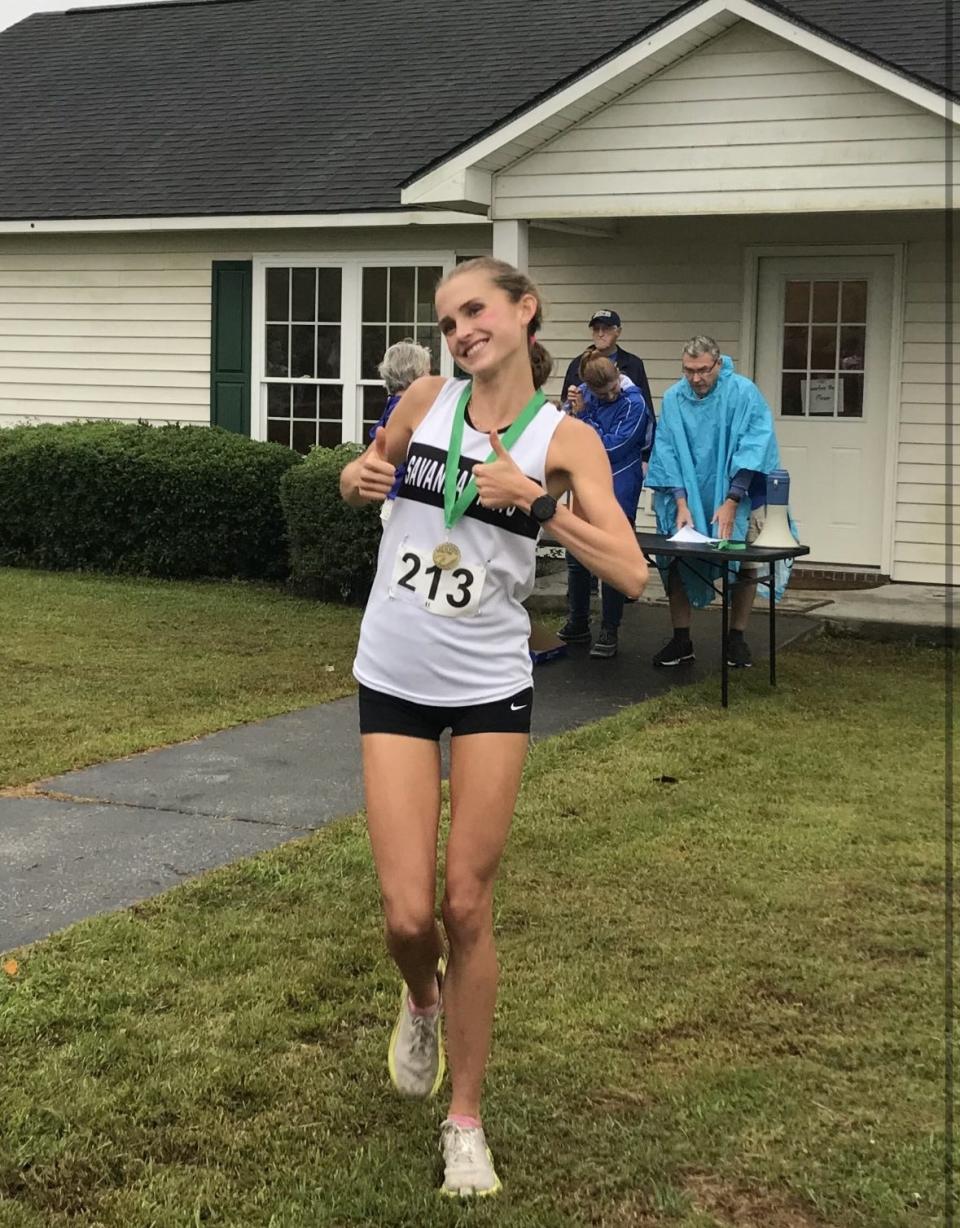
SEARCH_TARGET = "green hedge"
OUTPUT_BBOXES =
[0,421,301,579]
[280,443,381,602]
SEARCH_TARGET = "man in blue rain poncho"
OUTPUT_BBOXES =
[645,335,784,670]
[557,353,654,659]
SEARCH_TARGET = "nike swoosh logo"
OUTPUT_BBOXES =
[510,703,527,711]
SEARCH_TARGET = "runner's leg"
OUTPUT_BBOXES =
[442,731,528,1118]
[362,733,444,1007]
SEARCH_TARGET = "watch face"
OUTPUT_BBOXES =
[531,495,556,523]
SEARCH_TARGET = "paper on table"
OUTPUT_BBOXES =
[668,525,719,545]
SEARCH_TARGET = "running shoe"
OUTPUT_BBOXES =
[589,628,618,659]
[726,636,753,668]
[651,635,695,667]
[439,1120,502,1198]
[387,963,445,1099]
[557,620,592,644]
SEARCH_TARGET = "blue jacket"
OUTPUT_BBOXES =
[562,346,654,417]
[645,356,788,607]
[578,376,654,522]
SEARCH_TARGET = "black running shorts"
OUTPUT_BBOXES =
[358,684,533,740]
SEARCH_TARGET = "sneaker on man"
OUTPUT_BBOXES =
[589,627,618,659]
[557,620,592,645]
[726,636,753,668]
[439,1120,502,1198]
[387,965,445,1099]
[652,635,695,667]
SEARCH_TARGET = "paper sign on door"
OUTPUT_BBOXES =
[802,378,837,416]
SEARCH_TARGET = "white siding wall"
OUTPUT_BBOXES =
[0,225,489,428]
[497,21,954,219]
[896,238,960,583]
[530,213,958,583]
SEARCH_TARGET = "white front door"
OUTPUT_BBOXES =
[755,255,894,567]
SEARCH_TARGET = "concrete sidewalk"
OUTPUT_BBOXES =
[529,564,954,646]
[2,601,814,952]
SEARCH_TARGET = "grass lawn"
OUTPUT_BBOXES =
[0,635,949,1227]
[0,568,362,788]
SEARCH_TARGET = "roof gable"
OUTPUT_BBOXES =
[0,0,954,223]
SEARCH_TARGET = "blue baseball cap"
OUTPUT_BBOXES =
[589,309,621,328]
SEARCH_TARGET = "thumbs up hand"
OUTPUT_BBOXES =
[357,426,398,502]
[472,430,538,511]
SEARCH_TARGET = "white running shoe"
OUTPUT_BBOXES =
[387,966,445,1099]
[439,1119,502,1198]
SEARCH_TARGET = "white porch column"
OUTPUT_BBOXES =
[492,219,529,270]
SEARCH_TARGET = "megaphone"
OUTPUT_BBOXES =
[751,469,796,548]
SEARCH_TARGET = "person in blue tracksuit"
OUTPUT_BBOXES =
[558,352,654,659]
[561,308,654,419]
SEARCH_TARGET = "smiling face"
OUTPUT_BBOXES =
[436,268,537,378]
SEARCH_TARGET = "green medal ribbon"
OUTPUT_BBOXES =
[442,383,547,532]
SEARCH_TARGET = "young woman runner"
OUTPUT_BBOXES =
[340,257,648,1197]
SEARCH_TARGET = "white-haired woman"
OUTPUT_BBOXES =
[368,339,432,517]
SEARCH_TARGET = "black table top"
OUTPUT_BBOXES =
[636,531,810,565]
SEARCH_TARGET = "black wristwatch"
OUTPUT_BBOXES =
[529,493,558,525]
[726,489,743,505]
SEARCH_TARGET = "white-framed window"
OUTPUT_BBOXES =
[252,254,454,452]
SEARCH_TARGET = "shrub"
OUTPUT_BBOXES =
[0,421,301,580]
[280,444,381,602]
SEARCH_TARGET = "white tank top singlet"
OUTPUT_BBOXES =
[353,378,564,706]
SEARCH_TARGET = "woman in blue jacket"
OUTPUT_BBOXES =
[558,353,654,658]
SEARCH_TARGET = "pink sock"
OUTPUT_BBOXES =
[447,1113,482,1130]
[408,994,440,1017]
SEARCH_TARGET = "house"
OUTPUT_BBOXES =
[0,0,955,583]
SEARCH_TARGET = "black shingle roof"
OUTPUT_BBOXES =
[0,0,954,221]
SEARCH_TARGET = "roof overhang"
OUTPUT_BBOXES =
[0,209,486,236]
[401,0,958,212]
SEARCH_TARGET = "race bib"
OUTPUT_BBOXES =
[389,542,486,618]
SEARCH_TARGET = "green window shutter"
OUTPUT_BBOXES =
[210,260,252,434]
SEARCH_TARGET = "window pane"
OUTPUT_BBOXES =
[317,268,342,322]
[840,325,866,371]
[290,325,315,378]
[316,325,341,379]
[363,267,388,321]
[389,266,416,322]
[810,325,837,370]
[292,419,317,455]
[266,324,289,377]
[812,281,839,323]
[781,372,804,416]
[363,384,387,433]
[841,280,867,323]
[317,384,343,418]
[267,384,291,416]
[782,325,808,370]
[841,373,864,418]
[318,420,342,448]
[267,418,291,447]
[292,384,317,419]
[362,325,387,379]
[783,281,809,323]
[416,267,443,321]
[291,268,316,321]
[807,373,837,416]
[389,324,414,349]
[266,268,289,321]
[418,325,441,373]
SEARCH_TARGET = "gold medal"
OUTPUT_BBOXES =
[432,541,461,570]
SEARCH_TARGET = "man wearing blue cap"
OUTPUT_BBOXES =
[561,310,653,415]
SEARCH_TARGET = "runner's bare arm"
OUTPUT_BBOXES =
[340,376,447,507]
[472,415,647,599]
